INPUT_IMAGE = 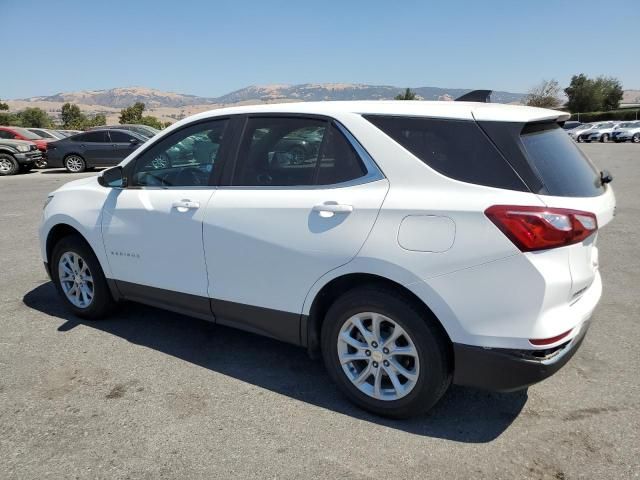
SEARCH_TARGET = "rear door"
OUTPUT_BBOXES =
[202,116,388,343]
[108,130,142,163]
[71,131,112,164]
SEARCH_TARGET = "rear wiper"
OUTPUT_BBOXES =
[600,170,613,185]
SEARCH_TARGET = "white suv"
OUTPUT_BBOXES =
[39,101,615,418]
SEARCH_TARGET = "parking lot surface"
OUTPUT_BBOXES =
[1,144,639,479]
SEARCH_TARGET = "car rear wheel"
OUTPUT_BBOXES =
[577,136,585,143]
[0,154,19,176]
[51,235,115,319]
[633,133,640,143]
[600,134,609,143]
[64,154,86,173]
[321,286,451,418]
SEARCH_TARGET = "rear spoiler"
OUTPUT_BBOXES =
[455,90,492,103]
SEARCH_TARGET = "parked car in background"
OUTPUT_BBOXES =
[46,129,146,172]
[40,100,615,418]
[562,121,582,130]
[57,130,83,137]
[611,121,640,143]
[27,128,66,141]
[0,126,51,167]
[0,138,42,176]
[567,123,593,140]
[88,124,159,139]
[581,122,621,143]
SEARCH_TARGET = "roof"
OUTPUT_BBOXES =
[186,100,570,124]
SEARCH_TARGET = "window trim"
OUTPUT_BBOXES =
[221,113,384,190]
[122,117,233,189]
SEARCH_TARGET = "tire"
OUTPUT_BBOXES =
[20,164,34,172]
[321,286,451,418]
[64,154,86,173]
[633,133,640,144]
[34,158,48,169]
[51,235,115,319]
[600,134,609,143]
[0,154,20,176]
[577,136,585,143]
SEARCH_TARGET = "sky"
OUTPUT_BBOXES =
[1,0,638,99]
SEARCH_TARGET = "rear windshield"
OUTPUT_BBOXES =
[364,115,526,191]
[520,123,604,197]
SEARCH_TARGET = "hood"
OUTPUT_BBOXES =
[53,175,99,194]
[0,139,36,148]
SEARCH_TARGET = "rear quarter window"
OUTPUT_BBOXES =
[364,115,526,191]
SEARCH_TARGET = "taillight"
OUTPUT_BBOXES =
[485,205,597,252]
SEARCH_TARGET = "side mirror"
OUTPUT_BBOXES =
[98,166,126,188]
[600,170,613,185]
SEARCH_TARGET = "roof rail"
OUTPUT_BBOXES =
[455,90,492,103]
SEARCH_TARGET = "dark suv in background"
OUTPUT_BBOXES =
[0,138,43,176]
[46,129,146,172]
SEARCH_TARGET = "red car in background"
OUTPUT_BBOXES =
[0,126,51,167]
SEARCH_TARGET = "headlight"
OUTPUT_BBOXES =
[16,144,31,153]
[43,195,54,209]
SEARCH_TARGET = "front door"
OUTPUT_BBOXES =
[203,116,389,343]
[101,118,230,315]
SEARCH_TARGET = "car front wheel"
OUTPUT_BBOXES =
[321,286,451,418]
[600,134,609,143]
[51,235,115,319]
[64,154,86,173]
[633,133,640,143]
[0,154,19,176]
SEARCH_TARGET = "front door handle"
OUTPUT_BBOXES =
[313,203,353,217]
[172,199,200,212]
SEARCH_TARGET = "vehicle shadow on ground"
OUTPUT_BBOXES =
[24,282,528,443]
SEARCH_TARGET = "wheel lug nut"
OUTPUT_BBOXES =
[371,341,378,348]
[383,360,389,367]
[365,350,371,356]
[372,361,379,368]
[382,348,389,354]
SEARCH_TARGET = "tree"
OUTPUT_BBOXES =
[525,79,562,109]
[0,99,8,111]
[16,107,53,128]
[84,113,107,128]
[594,76,623,111]
[565,74,624,113]
[119,102,146,124]
[395,88,417,100]
[61,103,86,129]
[0,99,18,126]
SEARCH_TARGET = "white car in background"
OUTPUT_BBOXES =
[611,121,640,143]
[567,123,593,141]
[39,99,615,418]
[580,122,621,143]
[27,128,66,141]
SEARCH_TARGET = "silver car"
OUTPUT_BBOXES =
[567,123,593,141]
[580,122,621,143]
[611,121,640,143]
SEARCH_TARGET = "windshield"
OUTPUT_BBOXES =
[520,123,604,197]
[13,127,42,140]
[619,122,637,128]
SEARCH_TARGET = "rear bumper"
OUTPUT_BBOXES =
[452,319,590,392]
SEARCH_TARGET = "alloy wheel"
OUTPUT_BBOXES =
[65,156,84,172]
[633,134,640,143]
[58,251,94,308]
[337,312,420,401]
[0,158,12,174]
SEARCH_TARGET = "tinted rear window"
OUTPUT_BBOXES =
[520,123,604,197]
[364,115,526,191]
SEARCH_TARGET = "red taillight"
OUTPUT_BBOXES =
[485,205,597,252]
[530,329,572,346]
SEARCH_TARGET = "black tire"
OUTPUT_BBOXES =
[633,133,640,144]
[577,136,585,143]
[20,164,34,172]
[34,158,48,169]
[321,286,451,418]
[51,235,115,319]
[64,154,86,173]
[600,134,609,143]
[0,153,19,176]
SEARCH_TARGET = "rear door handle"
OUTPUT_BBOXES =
[313,203,353,217]
[172,199,200,212]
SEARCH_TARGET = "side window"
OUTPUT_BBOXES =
[0,130,14,139]
[364,115,525,191]
[232,117,367,187]
[234,117,326,186]
[131,119,228,187]
[74,132,108,143]
[109,131,135,143]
